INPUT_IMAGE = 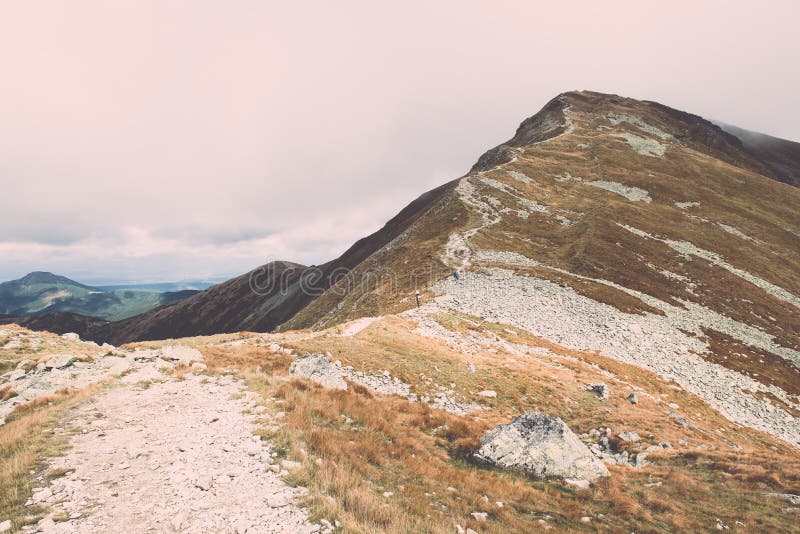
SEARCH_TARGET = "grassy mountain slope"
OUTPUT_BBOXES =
[10,91,800,446]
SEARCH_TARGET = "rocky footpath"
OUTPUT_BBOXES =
[21,365,320,534]
[0,333,207,426]
[0,330,327,534]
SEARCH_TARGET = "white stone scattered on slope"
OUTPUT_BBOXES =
[620,224,800,310]
[518,198,549,213]
[607,113,672,140]
[430,268,800,447]
[288,353,479,415]
[613,133,667,157]
[555,172,582,182]
[474,250,538,267]
[675,201,700,209]
[507,170,533,184]
[31,367,318,533]
[585,180,652,202]
[718,223,754,241]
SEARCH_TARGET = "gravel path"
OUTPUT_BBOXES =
[25,364,319,534]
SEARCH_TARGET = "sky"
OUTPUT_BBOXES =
[1,1,798,284]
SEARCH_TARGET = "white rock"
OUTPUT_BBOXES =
[288,354,347,390]
[585,383,610,400]
[474,412,609,480]
[477,390,497,398]
[0,520,11,533]
[194,475,213,491]
[45,354,76,370]
[617,431,640,442]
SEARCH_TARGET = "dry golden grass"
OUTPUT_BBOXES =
[174,314,800,532]
[0,385,17,402]
[0,385,97,530]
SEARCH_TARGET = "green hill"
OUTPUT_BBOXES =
[0,272,198,320]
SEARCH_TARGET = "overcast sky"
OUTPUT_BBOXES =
[1,1,798,284]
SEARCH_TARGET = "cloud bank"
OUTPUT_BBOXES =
[1,0,798,282]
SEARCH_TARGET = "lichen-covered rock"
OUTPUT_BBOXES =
[474,412,609,480]
[288,354,347,390]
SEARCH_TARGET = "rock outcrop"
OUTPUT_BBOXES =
[474,412,609,481]
[288,353,480,415]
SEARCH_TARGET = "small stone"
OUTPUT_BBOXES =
[32,488,53,502]
[627,393,638,404]
[585,383,610,400]
[477,390,497,398]
[617,431,640,442]
[0,520,11,533]
[580,516,592,523]
[715,518,730,530]
[6,369,26,381]
[268,493,291,508]
[382,491,394,497]
[470,512,488,522]
[194,475,213,491]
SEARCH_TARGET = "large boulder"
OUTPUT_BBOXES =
[288,354,347,390]
[44,354,76,370]
[474,412,609,480]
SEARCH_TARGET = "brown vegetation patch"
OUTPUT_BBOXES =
[700,327,800,396]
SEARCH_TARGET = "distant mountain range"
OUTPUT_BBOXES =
[95,281,217,292]
[0,272,200,321]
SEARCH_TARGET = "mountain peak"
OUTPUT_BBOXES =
[17,271,87,287]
